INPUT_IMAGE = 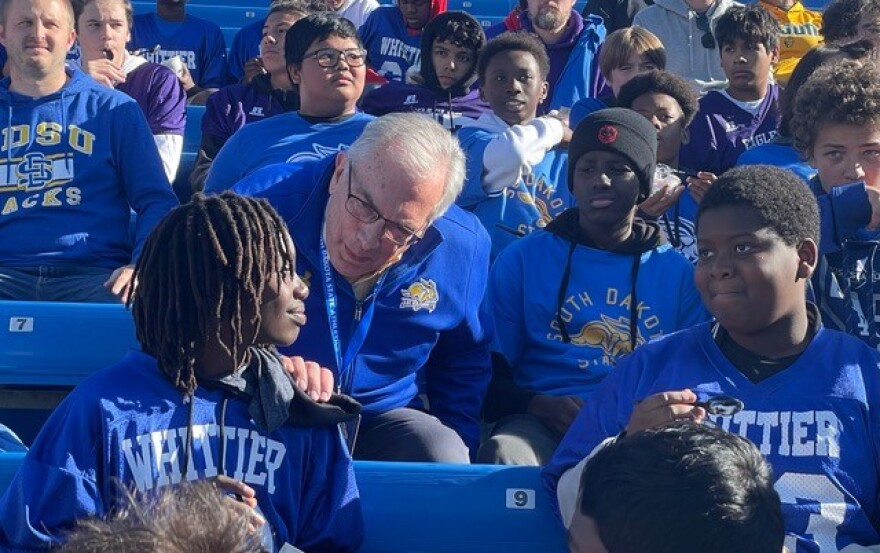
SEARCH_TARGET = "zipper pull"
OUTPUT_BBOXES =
[354,301,363,321]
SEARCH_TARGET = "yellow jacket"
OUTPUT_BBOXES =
[761,0,823,85]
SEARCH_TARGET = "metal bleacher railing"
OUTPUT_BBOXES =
[0,300,568,551]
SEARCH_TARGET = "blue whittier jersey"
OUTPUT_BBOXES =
[129,13,228,89]
[204,111,374,192]
[544,323,880,552]
[359,7,421,81]
[680,86,781,176]
[490,230,707,398]
[0,351,363,552]
[457,128,572,260]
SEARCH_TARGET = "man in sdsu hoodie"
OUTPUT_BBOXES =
[0,0,177,302]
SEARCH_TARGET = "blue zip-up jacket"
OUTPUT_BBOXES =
[232,157,493,455]
[0,350,363,552]
[487,11,605,113]
[0,67,177,268]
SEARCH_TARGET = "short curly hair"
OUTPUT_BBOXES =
[477,31,551,83]
[715,5,781,53]
[822,0,865,43]
[791,59,880,159]
[697,165,820,246]
[616,70,700,128]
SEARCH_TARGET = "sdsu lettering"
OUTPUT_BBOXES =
[0,123,95,216]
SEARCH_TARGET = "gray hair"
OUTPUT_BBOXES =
[346,113,466,222]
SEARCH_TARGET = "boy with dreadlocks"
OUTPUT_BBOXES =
[0,193,364,552]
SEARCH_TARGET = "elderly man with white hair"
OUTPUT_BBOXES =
[231,113,493,463]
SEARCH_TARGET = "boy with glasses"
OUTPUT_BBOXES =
[632,0,739,93]
[205,14,373,193]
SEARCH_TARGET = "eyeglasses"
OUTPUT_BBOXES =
[345,163,425,246]
[695,13,716,49]
[304,47,367,68]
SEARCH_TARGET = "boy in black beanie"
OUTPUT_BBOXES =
[478,107,707,467]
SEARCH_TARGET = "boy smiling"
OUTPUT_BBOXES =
[545,165,880,550]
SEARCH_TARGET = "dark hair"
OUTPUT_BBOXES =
[424,10,484,53]
[822,0,865,43]
[128,192,296,396]
[60,481,263,553]
[420,11,486,93]
[715,5,781,53]
[777,40,876,137]
[284,12,361,65]
[477,31,551,84]
[267,0,322,18]
[791,59,880,159]
[616,69,700,127]
[697,165,820,246]
[578,422,784,553]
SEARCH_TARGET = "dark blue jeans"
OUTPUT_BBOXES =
[0,265,118,303]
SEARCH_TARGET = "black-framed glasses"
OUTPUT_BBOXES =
[304,47,367,68]
[345,163,425,246]
[695,13,716,49]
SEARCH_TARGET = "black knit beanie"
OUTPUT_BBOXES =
[567,107,658,201]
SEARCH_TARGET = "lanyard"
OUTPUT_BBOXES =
[318,232,384,394]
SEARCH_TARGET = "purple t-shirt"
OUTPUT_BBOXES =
[117,61,186,135]
[202,74,299,145]
[360,80,490,131]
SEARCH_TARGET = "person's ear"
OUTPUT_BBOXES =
[771,45,780,65]
[540,80,549,102]
[287,63,302,85]
[329,151,347,195]
[795,238,818,280]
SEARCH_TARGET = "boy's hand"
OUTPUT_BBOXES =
[212,475,266,533]
[867,187,880,230]
[527,394,584,437]
[638,183,686,217]
[243,56,266,84]
[686,172,718,204]
[626,389,706,435]
[281,356,334,402]
[104,264,135,303]
[545,110,572,147]
[83,58,126,88]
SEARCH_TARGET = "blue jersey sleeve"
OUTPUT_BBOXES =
[295,429,364,552]
[228,20,262,84]
[0,390,105,548]
[204,130,244,192]
[816,181,872,255]
[488,245,527,367]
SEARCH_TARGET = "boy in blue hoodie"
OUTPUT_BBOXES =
[0,0,178,303]
[0,193,364,551]
[478,108,705,466]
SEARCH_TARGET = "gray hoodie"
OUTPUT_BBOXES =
[633,0,742,93]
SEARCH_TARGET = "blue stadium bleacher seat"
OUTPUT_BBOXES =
[0,453,568,552]
[174,104,206,201]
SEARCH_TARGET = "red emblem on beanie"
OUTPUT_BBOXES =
[598,125,618,144]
